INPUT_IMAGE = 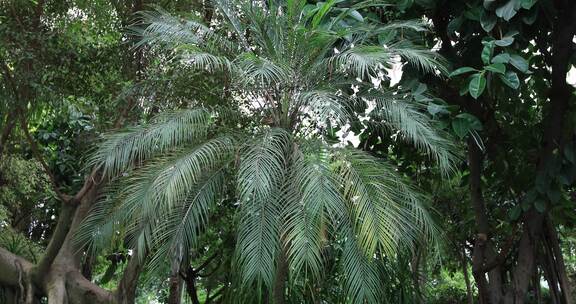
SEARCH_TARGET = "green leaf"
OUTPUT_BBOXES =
[496,0,520,21]
[534,200,546,213]
[480,11,497,32]
[509,54,529,73]
[427,103,449,116]
[347,10,364,22]
[481,42,494,64]
[521,0,537,9]
[508,205,522,221]
[492,53,511,64]
[485,63,506,74]
[449,67,477,77]
[522,7,539,24]
[456,113,483,130]
[452,113,482,138]
[451,119,468,139]
[464,6,483,21]
[483,0,497,9]
[483,0,496,10]
[494,36,514,47]
[468,73,487,99]
[414,83,427,95]
[498,71,520,89]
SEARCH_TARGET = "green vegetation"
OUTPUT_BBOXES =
[0,0,575,303]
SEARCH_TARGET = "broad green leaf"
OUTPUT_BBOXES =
[451,113,482,138]
[427,103,449,116]
[498,71,520,89]
[492,53,511,64]
[451,118,469,139]
[481,42,494,64]
[468,73,487,99]
[449,67,477,77]
[495,0,519,21]
[456,113,483,130]
[494,36,514,47]
[485,63,506,74]
[312,0,337,28]
[464,6,483,21]
[509,54,529,73]
[522,7,539,24]
[534,200,546,213]
[483,0,497,9]
[480,12,497,32]
[521,0,537,9]
[414,83,427,95]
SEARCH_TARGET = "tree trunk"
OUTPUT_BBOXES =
[272,248,288,304]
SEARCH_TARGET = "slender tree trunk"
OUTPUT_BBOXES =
[272,248,288,304]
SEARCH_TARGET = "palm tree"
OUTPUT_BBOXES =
[79,1,458,302]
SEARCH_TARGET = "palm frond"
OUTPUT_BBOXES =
[334,148,438,256]
[236,53,291,88]
[282,143,344,281]
[341,230,382,304]
[296,90,353,126]
[147,167,227,273]
[388,42,448,75]
[366,91,460,174]
[236,128,291,287]
[330,46,391,80]
[89,109,211,179]
[79,136,234,257]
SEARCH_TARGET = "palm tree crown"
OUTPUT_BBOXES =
[78,1,458,302]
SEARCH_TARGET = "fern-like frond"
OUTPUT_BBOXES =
[236,53,291,88]
[334,148,438,256]
[89,109,211,179]
[296,90,353,126]
[282,143,344,281]
[366,91,460,174]
[330,46,391,80]
[79,136,234,258]
[236,128,291,287]
[147,167,227,273]
[388,42,448,75]
[341,229,382,304]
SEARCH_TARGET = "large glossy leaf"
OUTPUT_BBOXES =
[449,67,477,77]
[509,54,529,73]
[485,63,506,74]
[468,73,487,99]
[496,0,520,21]
[480,11,497,32]
[499,71,520,89]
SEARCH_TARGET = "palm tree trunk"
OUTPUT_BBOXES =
[272,248,288,304]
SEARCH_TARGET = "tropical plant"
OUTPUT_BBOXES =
[78,0,457,302]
